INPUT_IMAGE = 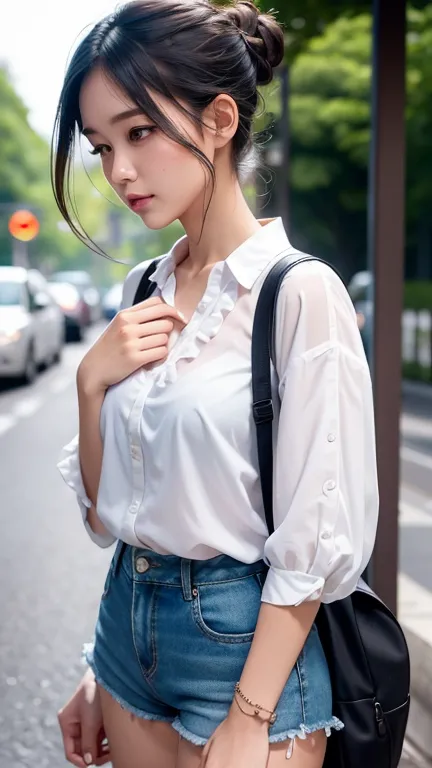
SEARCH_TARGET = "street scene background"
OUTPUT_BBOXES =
[1,1,432,767]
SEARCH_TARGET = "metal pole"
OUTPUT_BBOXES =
[367,0,406,614]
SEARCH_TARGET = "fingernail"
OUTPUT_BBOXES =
[84,753,93,765]
[178,312,187,323]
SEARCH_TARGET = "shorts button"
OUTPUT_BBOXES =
[135,557,150,574]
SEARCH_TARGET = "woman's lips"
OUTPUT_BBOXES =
[128,195,154,212]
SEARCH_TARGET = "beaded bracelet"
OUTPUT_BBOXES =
[234,682,278,725]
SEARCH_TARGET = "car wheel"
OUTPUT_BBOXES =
[22,344,37,385]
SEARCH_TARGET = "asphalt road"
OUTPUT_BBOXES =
[0,325,430,768]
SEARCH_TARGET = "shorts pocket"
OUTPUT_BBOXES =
[192,572,265,644]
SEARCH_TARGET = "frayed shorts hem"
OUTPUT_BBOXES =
[87,658,344,750]
[268,717,344,744]
[169,718,344,748]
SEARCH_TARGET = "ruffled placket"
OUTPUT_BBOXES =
[146,260,239,389]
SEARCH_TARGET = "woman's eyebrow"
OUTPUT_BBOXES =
[82,108,147,136]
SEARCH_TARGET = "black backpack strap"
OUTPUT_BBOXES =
[132,258,163,305]
[252,255,341,536]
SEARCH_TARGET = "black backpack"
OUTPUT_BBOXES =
[133,253,410,768]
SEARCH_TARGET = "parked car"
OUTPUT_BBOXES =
[48,282,88,342]
[0,267,64,384]
[102,283,123,321]
[49,270,102,324]
[347,270,373,359]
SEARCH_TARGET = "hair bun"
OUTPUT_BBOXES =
[223,1,284,86]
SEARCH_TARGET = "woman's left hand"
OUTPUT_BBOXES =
[199,702,270,768]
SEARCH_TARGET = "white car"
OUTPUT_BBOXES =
[0,267,65,384]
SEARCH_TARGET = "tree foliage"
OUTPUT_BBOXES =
[0,65,108,271]
[263,6,432,276]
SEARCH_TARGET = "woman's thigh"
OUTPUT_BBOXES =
[99,687,179,768]
[176,729,327,768]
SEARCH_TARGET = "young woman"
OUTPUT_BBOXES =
[53,2,379,767]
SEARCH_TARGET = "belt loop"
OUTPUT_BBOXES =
[181,559,193,601]
[113,540,126,578]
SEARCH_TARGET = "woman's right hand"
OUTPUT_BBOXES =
[77,296,186,395]
[58,668,110,767]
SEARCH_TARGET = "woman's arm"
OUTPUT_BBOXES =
[233,600,320,718]
[204,262,379,767]
[228,263,378,726]
[75,292,185,538]
[76,372,108,537]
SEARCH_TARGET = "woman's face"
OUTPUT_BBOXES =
[79,67,217,230]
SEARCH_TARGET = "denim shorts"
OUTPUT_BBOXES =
[85,541,343,751]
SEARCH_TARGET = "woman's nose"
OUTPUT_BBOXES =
[110,153,138,185]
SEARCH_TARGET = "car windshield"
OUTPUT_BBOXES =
[0,282,23,306]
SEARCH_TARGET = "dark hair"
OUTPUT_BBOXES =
[51,0,285,254]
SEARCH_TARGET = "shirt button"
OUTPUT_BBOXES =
[324,479,336,493]
[327,433,336,442]
[135,557,150,574]
[321,530,332,540]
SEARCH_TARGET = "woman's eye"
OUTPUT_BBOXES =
[129,126,154,142]
[89,145,110,157]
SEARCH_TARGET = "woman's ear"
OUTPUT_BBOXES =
[204,94,239,149]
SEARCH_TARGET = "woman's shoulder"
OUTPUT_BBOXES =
[279,255,345,298]
[273,253,364,363]
[276,254,352,323]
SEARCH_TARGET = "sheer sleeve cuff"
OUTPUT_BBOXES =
[57,436,116,549]
[261,566,325,607]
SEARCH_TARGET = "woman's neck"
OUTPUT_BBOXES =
[178,176,261,277]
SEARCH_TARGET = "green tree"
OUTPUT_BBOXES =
[287,14,372,275]
[0,65,111,273]
[258,0,429,60]
[259,6,432,277]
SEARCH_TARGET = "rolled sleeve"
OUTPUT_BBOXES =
[262,567,325,607]
[261,262,379,607]
[57,435,116,549]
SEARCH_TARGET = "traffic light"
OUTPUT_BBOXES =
[8,210,40,242]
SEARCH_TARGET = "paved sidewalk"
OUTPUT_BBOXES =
[401,744,432,768]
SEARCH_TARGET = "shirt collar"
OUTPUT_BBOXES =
[150,217,292,291]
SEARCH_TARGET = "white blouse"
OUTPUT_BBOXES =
[58,218,379,607]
